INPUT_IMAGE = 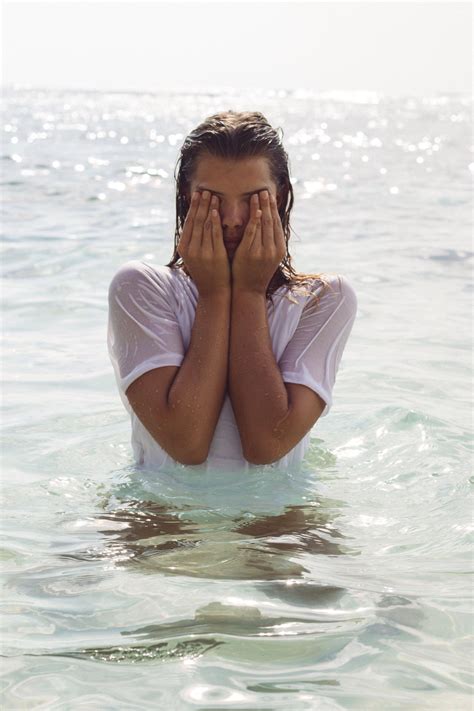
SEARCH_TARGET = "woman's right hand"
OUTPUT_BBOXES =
[177,190,231,297]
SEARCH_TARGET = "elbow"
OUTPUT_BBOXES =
[150,422,210,465]
[177,454,208,466]
[155,434,209,466]
[172,446,209,466]
[245,453,272,466]
[243,432,293,465]
[243,445,282,466]
[172,442,209,466]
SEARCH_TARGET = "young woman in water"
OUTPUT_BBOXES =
[107,111,357,470]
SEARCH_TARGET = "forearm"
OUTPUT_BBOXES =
[167,289,231,461]
[228,288,290,463]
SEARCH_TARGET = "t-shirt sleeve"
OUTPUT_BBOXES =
[278,274,357,418]
[107,260,185,399]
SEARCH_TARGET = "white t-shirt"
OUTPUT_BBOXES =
[107,260,357,472]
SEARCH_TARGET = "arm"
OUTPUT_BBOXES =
[126,289,231,465]
[121,190,232,466]
[228,288,324,464]
[228,189,327,464]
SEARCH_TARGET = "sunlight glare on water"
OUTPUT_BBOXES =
[1,86,472,710]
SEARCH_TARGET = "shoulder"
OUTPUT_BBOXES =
[109,260,173,284]
[323,273,357,307]
[301,273,357,317]
[108,260,177,296]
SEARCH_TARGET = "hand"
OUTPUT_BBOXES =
[231,190,286,294]
[177,190,231,297]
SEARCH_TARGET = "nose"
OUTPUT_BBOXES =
[220,199,249,234]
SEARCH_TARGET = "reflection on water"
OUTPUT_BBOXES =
[60,637,223,664]
[61,496,354,581]
[2,85,472,707]
[48,489,356,665]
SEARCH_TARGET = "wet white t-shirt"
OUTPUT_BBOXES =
[107,260,357,472]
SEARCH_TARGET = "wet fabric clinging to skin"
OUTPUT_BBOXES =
[107,260,357,471]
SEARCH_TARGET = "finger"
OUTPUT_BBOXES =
[202,195,218,249]
[185,190,200,221]
[240,194,261,250]
[247,206,262,252]
[259,190,273,249]
[251,209,262,253]
[210,197,224,252]
[179,191,200,251]
[194,190,212,248]
[269,192,286,252]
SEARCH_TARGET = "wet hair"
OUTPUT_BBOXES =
[165,110,330,305]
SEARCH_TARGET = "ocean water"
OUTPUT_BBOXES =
[1,86,472,710]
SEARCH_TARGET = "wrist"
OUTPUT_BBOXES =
[198,287,232,302]
[232,285,267,298]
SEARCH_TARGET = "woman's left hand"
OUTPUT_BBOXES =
[231,190,286,294]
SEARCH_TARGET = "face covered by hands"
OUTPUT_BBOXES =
[188,154,286,295]
[230,189,286,294]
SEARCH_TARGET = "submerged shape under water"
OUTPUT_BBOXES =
[1,87,472,710]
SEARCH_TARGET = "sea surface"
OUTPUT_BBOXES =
[1,86,472,710]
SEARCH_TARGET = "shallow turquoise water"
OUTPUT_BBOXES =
[1,87,472,709]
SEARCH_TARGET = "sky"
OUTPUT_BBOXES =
[1,1,472,96]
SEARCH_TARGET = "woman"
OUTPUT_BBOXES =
[107,110,357,471]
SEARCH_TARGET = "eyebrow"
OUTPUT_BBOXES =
[196,185,270,197]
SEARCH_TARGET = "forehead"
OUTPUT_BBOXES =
[191,154,274,186]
